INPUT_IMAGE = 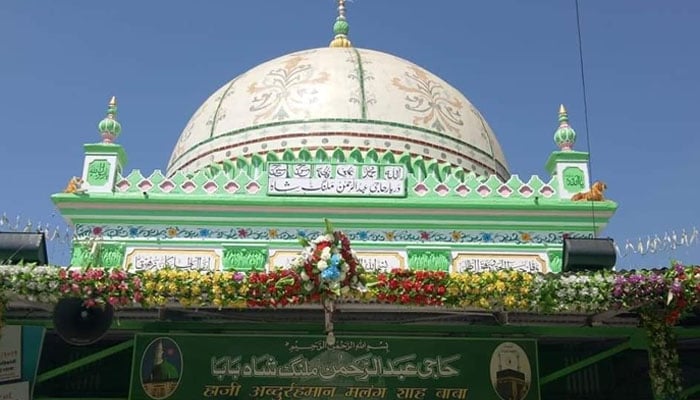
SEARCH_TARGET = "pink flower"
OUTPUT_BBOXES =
[92,226,103,236]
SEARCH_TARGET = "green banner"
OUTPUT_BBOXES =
[129,334,539,400]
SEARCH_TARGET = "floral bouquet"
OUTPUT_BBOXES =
[288,220,366,301]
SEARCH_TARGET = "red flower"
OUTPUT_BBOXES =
[92,226,103,236]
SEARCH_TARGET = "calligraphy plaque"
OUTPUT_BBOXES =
[562,166,586,193]
[451,253,549,274]
[124,248,222,272]
[267,163,407,197]
[129,334,540,400]
[268,250,406,273]
[86,159,111,186]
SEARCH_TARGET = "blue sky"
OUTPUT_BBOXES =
[0,0,698,268]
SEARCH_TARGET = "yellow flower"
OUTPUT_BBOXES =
[166,227,178,238]
[495,281,506,292]
[230,299,247,308]
[520,232,532,242]
[504,295,516,308]
[451,231,462,241]
[478,298,490,309]
[268,229,278,239]
[385,231,395,241]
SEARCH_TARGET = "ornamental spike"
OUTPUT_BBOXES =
[329,0,352,48]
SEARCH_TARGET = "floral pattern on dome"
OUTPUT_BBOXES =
[392,66,464,134]
[247,55,330,124]
[169,97,214,167]
[205,77,240,134]
[346,51,376,115]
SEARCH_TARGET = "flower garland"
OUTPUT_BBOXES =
[1,265,696,316]
[641,312,683,400]
[285,220,366,302]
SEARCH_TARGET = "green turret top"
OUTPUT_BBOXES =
[98,96,122,143]
[553,104,576,151]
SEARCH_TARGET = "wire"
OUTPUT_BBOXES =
[574,0,597,237]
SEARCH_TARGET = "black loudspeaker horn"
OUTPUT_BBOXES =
[53,298,114,346]
[562,237,617,272]
[0,232,48,265]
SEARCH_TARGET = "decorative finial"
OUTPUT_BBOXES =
[554,103,576,151]
[329,0,352,48]
[98,95,122,143]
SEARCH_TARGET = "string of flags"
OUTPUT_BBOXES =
[0,212,75,244]
[614,226,699,258]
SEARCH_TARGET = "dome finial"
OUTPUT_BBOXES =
[329,0,352,48]
[98,95,122,143]
[554,103,576,151]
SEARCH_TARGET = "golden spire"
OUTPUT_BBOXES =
[559,104,567,114]
[329,0,352,48]
[109,95,117,108]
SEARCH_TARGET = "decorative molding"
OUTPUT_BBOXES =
[222,246,268,271]
[73,224,593,245]
[407,248,452,271]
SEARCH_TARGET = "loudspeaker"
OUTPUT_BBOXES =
[0,232,48,265]
[53,298,114,346]
[562,237,617,272]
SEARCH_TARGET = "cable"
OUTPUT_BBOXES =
[574,0,597,237]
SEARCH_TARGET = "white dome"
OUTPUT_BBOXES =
[167,47,509,179]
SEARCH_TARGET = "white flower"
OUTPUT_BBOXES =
[318,260,328,271]
[321,247,331,260]
[304,282,314,291]
[301,271,310,281]
[340,272,347,281]
[341,286,350,295]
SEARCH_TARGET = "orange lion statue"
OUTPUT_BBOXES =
[571,181,607,201]
[64,176,86,194]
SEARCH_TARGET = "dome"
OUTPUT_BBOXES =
[167,47,509,179]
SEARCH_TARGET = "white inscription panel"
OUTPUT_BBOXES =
[451,252,549,274]
[268,163,406,197]
[268,250,406,273]
[124,248,222,272]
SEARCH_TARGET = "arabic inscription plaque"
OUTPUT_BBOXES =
[268,163,406,197]
[451,253,549,274]
[125,248,221,272]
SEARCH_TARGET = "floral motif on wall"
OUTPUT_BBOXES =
[392,66,464,134]
[74,224,590,245]
[248,55,329,123]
